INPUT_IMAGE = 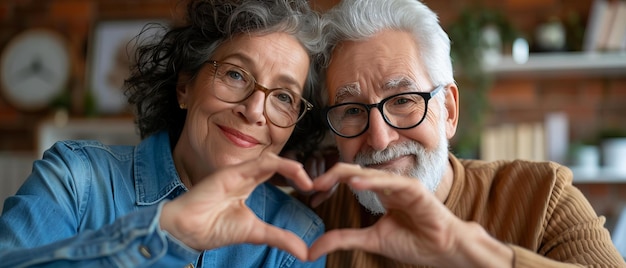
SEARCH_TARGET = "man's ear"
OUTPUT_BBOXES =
[444,83,459,139]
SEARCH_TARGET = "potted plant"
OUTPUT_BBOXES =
[446,6,518,158]
[598,128,626,175]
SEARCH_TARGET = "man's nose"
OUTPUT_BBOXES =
[365,109,399,151]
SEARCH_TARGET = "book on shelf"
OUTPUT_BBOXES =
[584,0,610,51]
[480,122,547,162]
[480,113,570,164]
[604,1,626,51]
[584,0,626,52]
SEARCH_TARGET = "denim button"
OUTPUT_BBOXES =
[138,245,151,258]
[184,264,195,268]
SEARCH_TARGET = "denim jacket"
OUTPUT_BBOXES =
[0,131,325,267]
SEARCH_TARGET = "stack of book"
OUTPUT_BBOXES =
[480,122,547,162]
[480,112,570,163]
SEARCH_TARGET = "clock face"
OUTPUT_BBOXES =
[0,29,70,111]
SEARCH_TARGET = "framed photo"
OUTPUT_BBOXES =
[86,19,167,115]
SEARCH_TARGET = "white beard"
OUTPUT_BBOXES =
[349,121,449,215]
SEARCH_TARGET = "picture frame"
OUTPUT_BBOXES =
[86,19,167,115]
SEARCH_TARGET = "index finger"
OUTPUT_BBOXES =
[312,162,378,191]
[248,220,310,261]
[309,227,377,261]
[237,152,314,192]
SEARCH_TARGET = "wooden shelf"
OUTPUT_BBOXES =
[484,51,626,78]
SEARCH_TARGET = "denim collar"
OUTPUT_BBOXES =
[131,131,267,219]
[133,131,187,206]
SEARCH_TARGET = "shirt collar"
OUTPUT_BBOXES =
[133,131,187,205]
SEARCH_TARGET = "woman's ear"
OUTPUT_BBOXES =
[444,84,459,139]
[177,73,191,108]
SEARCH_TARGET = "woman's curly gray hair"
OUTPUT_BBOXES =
[125,0,325,152]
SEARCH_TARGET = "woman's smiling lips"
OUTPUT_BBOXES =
[219,125,260,148]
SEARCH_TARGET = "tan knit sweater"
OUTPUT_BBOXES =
[303,153,626,267]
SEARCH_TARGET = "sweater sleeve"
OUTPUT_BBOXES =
[510,245,581,267]
[511,165,625,267]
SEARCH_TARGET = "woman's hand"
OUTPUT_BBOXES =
[159,152,314,261]
[273,147,340,207]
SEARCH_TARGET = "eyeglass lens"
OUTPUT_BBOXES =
[326,86,441,138]
[210,61,310,127]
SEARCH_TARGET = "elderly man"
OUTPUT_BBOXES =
[302,0,626,267]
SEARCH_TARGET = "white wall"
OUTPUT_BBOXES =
[1,118,140,214]
[0,152,36,214]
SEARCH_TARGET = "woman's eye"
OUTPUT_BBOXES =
[276,92,294,104]
[226,70,244,81]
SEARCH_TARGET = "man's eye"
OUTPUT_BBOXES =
[395,98,409,104]
[392,96,416,105]
[346,107,361,115]
[342,106,366,117]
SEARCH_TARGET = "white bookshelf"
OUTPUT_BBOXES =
[570,166,626,184]
[483,51,626,77]
[482,51,626,184]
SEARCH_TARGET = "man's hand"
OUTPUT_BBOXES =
[308,163,513,267]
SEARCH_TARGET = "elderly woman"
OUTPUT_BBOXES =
[0,0,326,267]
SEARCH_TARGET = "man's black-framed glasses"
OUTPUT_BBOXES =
[325,85,444,138]
[208,60,313,128]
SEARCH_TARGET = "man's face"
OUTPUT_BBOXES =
[325,30,457,214]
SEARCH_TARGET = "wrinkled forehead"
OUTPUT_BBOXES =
[332,77,420,104]
[325,30,429,104]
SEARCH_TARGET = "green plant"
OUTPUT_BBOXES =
[446,7,518,158]
[598,128,626,140]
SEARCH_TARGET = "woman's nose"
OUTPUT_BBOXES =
[235,89,267,125]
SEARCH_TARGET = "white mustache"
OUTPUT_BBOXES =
[354,141,425,167]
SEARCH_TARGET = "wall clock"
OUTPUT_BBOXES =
[0,29,71,111]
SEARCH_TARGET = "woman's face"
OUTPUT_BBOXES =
[175,32,310,182]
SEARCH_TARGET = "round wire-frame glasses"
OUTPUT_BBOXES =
[208,60,313,128]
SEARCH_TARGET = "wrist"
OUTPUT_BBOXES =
[158,201,175,236]
[448,221,513,268]
[159,200,193,249]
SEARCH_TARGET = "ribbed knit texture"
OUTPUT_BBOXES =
[303,153,626,267]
